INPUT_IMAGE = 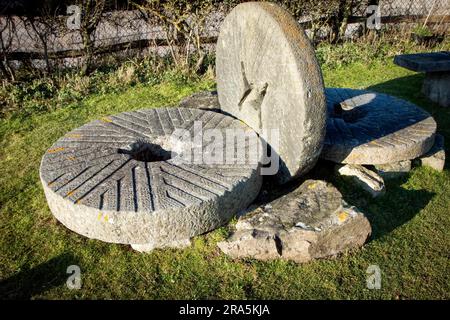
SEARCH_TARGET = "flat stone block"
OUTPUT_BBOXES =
[422,71,450,108]
[374,160,411,180]
[218,180,371,264]
[416,134,445,171]
[336,164,385,197]
[179,91,220,111]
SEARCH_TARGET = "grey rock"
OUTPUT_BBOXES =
[422,71,450,108]
[179,91,221,111]
[216,2,327,184]
[218,180,371,263]
[40,107,262,250]
[336,164,385,197]
[322,88,436,164]
[374,160,411,180]
[416,133,445,171]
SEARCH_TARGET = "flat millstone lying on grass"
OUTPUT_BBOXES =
[216,2,326,184]
[40,107,262,250]
[321,88,437,164]
[218,180,371,263]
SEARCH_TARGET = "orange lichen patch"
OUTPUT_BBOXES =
[47,147,65,153]
[101,117,112,123]
[66,190,76,197]
[337,211,349,222]
[307,182,317,190]
[75,199,82,204]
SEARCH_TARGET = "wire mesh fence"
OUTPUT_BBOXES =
[0,0,449,80]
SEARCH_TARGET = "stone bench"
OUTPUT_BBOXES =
[394,51,450,107]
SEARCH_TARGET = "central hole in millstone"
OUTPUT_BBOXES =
[332,103,368,123]
[118,140,173,162]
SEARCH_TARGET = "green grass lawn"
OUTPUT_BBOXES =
[1,58,449,299]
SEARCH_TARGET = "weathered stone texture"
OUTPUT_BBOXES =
[416,133,445,171]
[374,160,412,180]
[336,164,385,198]
[40,108,262,250]
[218,180,371,263]
[322,88,436,164]
[216,2,326,184]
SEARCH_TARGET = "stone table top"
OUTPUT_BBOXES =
[394,51,450,73]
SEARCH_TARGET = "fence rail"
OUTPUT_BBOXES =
[1,0,448,80]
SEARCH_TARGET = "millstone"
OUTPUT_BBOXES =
[40,108,262,249]
[216,2,326,184]
[321,88,437,164]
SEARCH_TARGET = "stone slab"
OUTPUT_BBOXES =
[374,160,411,180]
[416,133,445,171]
[394,52,450,73]
[216,2,326,184]
[40,107,262,250]
[218,180,371,263]
[336,164,385,198]
[422,71,450,107]
[321,88,436,164]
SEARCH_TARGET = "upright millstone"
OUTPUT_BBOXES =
[216,2,326,184]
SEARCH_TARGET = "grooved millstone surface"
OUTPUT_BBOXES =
[216,2,326,184]
[322,88,437,164]
[40,108,262,247]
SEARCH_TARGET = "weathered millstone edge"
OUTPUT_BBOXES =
[218,180,371,263]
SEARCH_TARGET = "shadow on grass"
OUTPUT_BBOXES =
[335,173,435,241]
[367,73,426,101]
[0,252,79,299]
